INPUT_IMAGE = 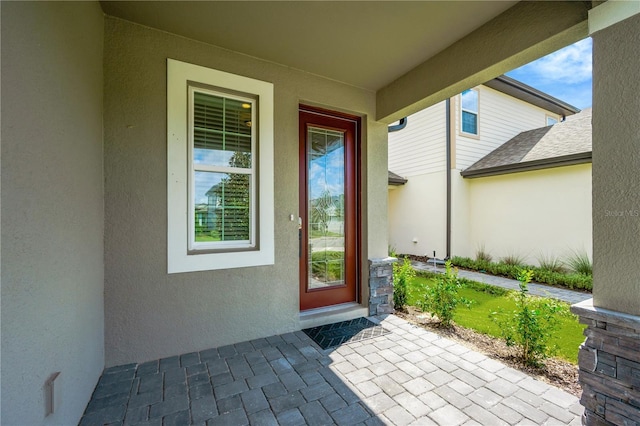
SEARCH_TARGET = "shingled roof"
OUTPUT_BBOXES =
[484,75,580,118]
[461,108,592,178]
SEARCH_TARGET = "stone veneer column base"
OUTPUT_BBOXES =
[571,299,640,425]
[368,257,397,316]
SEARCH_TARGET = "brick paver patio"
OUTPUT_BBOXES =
[80,314,583,425]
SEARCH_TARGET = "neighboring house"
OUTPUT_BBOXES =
[2,2,639,425]
[388,75,584,264]
[461,108,592,265]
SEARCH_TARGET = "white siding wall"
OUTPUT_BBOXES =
[388,101,446,177]
[455,86,561,170]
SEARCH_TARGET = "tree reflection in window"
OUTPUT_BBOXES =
[191,88,254,246]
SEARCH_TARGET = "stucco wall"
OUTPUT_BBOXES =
[450,172,472,259]
[592,13,640,315]
[388,172,447,257]
[1,2,105,424]
[103,17,387,366]
[464,164,592,265]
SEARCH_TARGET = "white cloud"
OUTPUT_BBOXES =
[515,38,592,85]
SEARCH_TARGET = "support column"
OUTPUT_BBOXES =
[572,4,640,425]
[572,300,640,425]
[368,257,397,315]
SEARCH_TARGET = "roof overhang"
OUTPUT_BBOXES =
[461,151,592,179]
[388,171,408,186]
[485,75,580,117]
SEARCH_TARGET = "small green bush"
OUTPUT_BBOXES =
[419,261,471,327]
[491,269,572,366]
[393,257,415,309]
[565,250,592,276]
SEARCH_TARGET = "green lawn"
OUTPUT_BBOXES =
[407,276,586,363]
[195,232,220,242]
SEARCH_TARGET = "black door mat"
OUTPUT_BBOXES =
[303,317,390,349]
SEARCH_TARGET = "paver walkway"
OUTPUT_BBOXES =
[412,261,592,305]
[80,315,583,425]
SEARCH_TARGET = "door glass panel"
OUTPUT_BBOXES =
[307,127,345,290]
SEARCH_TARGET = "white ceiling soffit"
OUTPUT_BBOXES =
[100,1,518,91]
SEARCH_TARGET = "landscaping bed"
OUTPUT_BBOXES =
[402,253,593,292]
[392,262,585,397]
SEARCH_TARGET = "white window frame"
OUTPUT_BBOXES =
[188,87,256,251]
[460,88,479,136]
[546,115,559,126]
[167,59,274,273]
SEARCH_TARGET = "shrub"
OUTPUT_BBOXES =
[499,253,526,266]
[565,250,592,276]
[491,269,571,366]
[536,253,566,274]
[475,245,493,263]
[419,261,471,327]
[393,257,415,309]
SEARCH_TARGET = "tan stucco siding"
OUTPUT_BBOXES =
[456,86,560,170]
[103,17,387,366]
[388,172,447,258]
[591,12,640,315]
[450,172,472,259]
[1,2,105,424]
[462,164,592,266]
[388,102,447,177]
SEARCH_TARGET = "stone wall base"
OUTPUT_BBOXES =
[368,258,397,316]
[571,299,640,425]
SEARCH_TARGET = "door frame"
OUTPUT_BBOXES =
[299,104,362,311]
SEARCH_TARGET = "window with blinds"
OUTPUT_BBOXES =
[189,87,255,249]
[167,59,274,273]
[461,88,479,135]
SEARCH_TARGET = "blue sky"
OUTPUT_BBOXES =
[506,38,592,110]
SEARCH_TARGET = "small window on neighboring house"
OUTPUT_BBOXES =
[167,59,274,273]
[461,89,479,135]
[546,116,559,126]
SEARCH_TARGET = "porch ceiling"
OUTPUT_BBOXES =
[100,1,589,123]
[100,1,516,91]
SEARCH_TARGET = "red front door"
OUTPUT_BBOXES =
[299,106,360,311]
